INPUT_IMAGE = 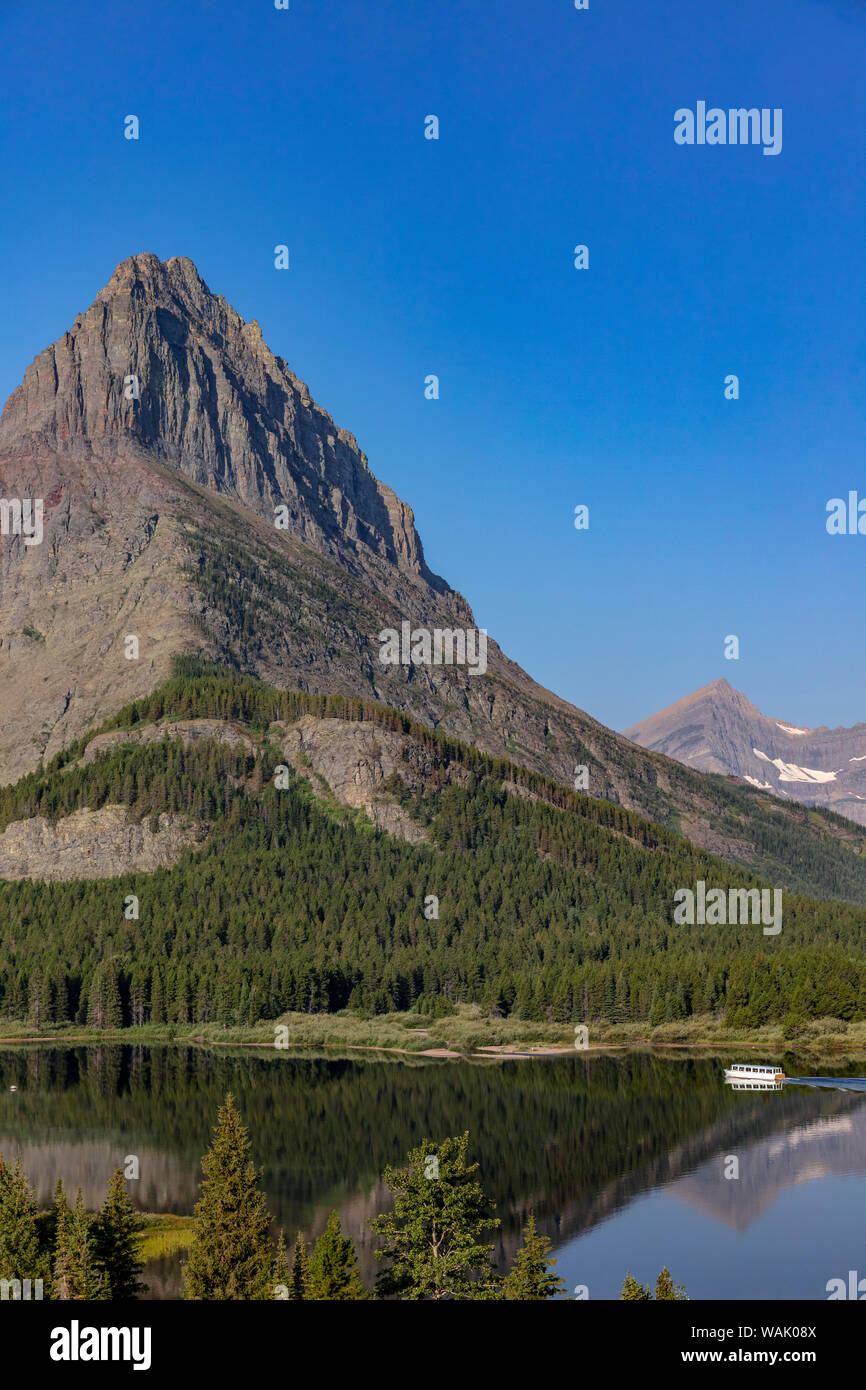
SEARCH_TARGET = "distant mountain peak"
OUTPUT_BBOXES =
[626,681,866,826]
[689,676,738,702]
[628,676,758,723]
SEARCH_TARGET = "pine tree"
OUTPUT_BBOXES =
[150,967,166,1024]
[370,1132,500,1300]
[654,1265,688,1300]
[214,972,233,1027]
[289,1231,311,1300]
[27,969,45,1031]
[183,1094,273,1300]
[0,1154,46,1286]
[69,1190,105,1298]
[501,1213,565,1300]
[272,1229,291,1298]
[620,1271,652,1300]
[52,1180,74,1300]
[52,1183,104,1299]
[307,1211,365,1300]
[91,1169,147,1300]
[86,960,123,1030]
[51,964,69,1024]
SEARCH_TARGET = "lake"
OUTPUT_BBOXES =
[1,1044,864,1300]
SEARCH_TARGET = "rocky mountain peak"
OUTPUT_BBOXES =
[100,251,211,302]
[626,679,866,826]
[0,253,444,590]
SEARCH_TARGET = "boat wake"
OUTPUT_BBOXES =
[784,1077,866,1092]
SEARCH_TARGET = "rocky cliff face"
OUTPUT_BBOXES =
[274,714,463,843]
[1,255,861,867]
[625,678,866,826]
[0,253,443,594]
[0,805,206,881]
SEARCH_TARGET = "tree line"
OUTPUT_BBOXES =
[0,1094,686,1301]
[1,670,866,1029]
[0,1161,144,1300]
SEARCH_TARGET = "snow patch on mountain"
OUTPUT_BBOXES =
[752,749,838,783]
[777,722,810,736]
[775,762,838,784]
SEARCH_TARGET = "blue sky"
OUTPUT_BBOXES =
[1,0,864,732]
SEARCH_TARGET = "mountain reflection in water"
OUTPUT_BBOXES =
[3,1046,866,1299]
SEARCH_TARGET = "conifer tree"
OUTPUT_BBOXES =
[183,1094,273,1300]
[502,1213,565,1300]
[370,1132,499,1300]
[289,1231,311,1300]
[70,1190,105,1298]
[91,1169,146,1300]
[0,1154,46,1286]
[27,969,45,1031]
[654,1265,688,1300]
[308,1211,365,1300]
[620,1271,652,1300]
[272,1229,291,1298]
[150,967,166,1024]
[86,960,123,1030]
[52,1184,104,1299]
[52,1180,74,1300]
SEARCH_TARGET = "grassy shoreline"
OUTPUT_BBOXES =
[1,1007,866,1060]
[138,1213,195,1262]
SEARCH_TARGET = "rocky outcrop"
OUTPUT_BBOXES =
[0,805,207,881]
[274,716,438,842]
[82,719,257,764]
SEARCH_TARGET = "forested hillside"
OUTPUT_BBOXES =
[1,662,865,1030]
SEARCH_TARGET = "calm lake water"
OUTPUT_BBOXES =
[1,1044,864,1300]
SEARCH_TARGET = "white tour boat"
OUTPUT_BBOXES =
[723,1062,785,1086]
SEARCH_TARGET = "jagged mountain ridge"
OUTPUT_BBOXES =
[0,253,444,593]
[625,677,866,827]
[1,253,864,885]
